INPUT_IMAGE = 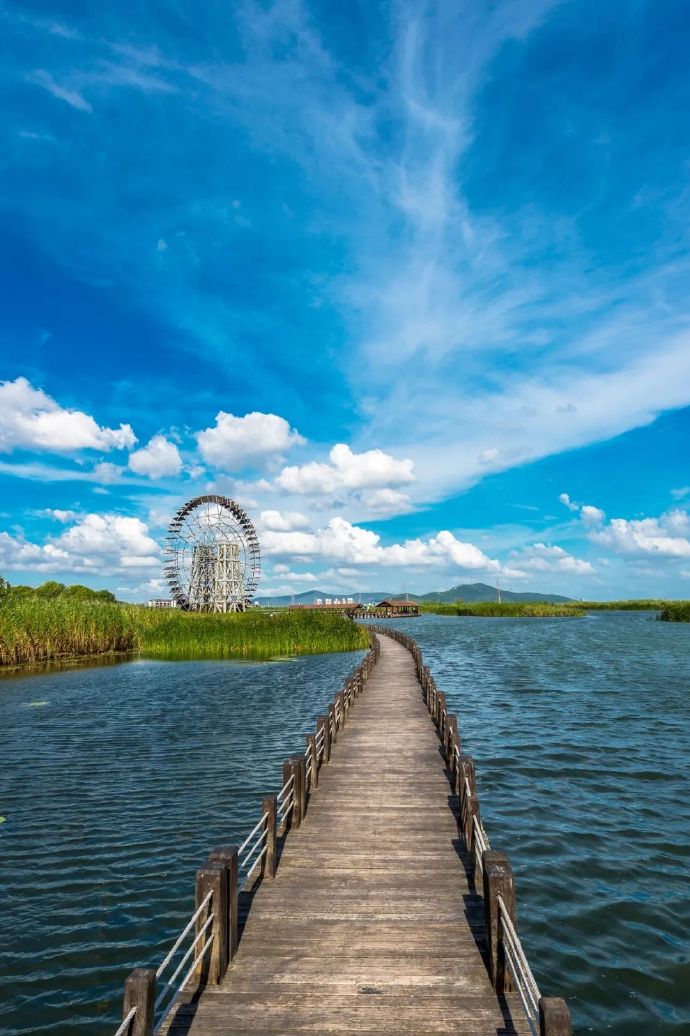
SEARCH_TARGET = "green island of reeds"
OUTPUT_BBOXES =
[0,597,369,668]
[421,599,690,619]
[658,602,690,622]
[566,599,673,611]
[421,601,585,618]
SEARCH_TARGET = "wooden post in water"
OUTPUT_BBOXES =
[122,968,155,1036]
[482,851,515,993]
[539,998,572,1035]
[306,733,318,791]
[317,715,330,763]
[194,865,227,984]
[207,846,238,962]
[262,796,277,878]
[328,703,337,744]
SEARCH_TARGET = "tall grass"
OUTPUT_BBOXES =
[421,601,584,617]
[422,600,683,617]
[137,607,369,659]
[0,600,368,668]
[659,603,690,622]
[565,599,672,611]
[0,598,138,666]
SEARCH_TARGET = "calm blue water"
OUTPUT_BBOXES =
[0,651,364,1035]
[1,614,689,1035]
[382,612,690,1035]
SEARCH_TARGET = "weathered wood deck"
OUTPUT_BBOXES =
[165,634,531,1035]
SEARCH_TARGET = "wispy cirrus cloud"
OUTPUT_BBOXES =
[27,70,92,111]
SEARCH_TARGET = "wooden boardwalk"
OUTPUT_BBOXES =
[164,634,531,1035]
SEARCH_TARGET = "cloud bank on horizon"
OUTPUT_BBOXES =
[2,0,690,600]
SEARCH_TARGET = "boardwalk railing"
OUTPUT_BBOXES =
[368,626,572,1036]
[113,633,380,1036]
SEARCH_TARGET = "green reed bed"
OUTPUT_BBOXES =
[658,602,690,622]
[0,599,368,667]
[138,607,369,659]
[422,601,584,618]
[567,599,671,611]
[0,598,138,666]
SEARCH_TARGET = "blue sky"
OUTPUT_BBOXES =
[2,0,690,600]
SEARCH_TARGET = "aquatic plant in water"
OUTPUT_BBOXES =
[0,598,369,667]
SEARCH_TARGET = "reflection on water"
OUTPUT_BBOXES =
[380,612,690,1036]
[0,650,364,1035]
[0,652,134,682]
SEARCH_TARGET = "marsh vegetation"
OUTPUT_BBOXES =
[0,598,368,668]
[421,601,585,617]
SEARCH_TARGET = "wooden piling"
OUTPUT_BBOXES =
[262,796,277,879]
[539,997,573,1035]
[291,755,306,826]
[194,865,226,985]
[306,733,318,791]
[459,753,477,802]
[207,846,238,962]
[282,758,294,831]
[317,715,330,763]
[122,968,155,1036]
[483,851,516,993]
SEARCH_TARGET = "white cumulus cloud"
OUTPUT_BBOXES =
[128,434,182,478]
[261,516,501,572]
[0,377,136,454]
[259,510,311,532]
[590,509,690,558]
[197,411,304,470]
[580,504,605,526]
[559,493,605,525]
[559,492,579,512]
[511,543,594,575]
[0,512,161,575]
[276,443,414,495]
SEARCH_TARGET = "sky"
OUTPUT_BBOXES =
[2,0,690,601]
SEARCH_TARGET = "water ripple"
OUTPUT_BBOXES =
[387,612,690,1035]
[0,650,364,1035]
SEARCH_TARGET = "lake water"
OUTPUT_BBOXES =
[383,611,690,1035]
[1,613,689,1035]
[0,650,365,1035]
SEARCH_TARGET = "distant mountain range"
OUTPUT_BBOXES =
[256,582,573,606]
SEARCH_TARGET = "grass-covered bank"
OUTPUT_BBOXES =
[421,601,585,617]
[0,599,369,667]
